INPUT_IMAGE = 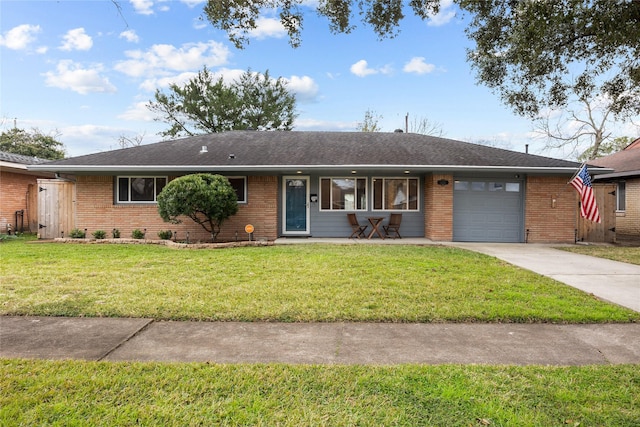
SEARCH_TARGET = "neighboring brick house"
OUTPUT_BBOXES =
[29,131,606,243]
[589,138,640,241]
[0,151,54,233]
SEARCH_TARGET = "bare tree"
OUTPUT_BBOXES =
[356,109,383,132]
[405,113,444,137]
[117,132,145,149]
[532,94,632,160]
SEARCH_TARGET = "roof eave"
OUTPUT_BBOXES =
[593,170,640,180]
[28,164,602,175]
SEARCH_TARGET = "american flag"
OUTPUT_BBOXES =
[569,164,601,223]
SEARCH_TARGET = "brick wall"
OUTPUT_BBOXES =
[424,173,453,241]
[525,175,577,243]
[0,171,38,233]
[75,175,279,242]
[617,178,640,238]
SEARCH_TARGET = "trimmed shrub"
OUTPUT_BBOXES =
[158,230,173,240]
[69,229,86,238]
[92,230,107,239]
[131,229,145,239]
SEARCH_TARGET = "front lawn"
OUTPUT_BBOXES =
[557,245,640,266]
[1,360,639,426]
[1,240,637,323]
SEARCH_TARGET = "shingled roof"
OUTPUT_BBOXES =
[0,150,51,165]
[589,138,640,180]
[30,131,593,174]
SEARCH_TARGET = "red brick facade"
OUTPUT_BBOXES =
[617,178,640,238]
[524,176,577,243]
[424,173,453,241]
[0,170,39,233]
[67,173,579,243]
[75,175,279,242]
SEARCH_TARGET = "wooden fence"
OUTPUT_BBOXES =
[37,179,75,239]
[576,183,616,243]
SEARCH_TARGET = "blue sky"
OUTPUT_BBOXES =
[1,0,629,158]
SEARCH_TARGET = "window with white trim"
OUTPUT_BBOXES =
[373,177,419,211]
[617,181,626,211]
[320,177,367,210]
[117,176,167,203]
[227,177,247,203]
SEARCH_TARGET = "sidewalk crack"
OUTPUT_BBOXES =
[97,319,154,361]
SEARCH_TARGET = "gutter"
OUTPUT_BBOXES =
[592,169,640,180]
[28,164,612,175]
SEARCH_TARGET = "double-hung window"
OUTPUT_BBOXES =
[117,176,167,203]
[372,177,419,211]
[617,181,626,211]
[320,177,367,210]
[227,177,247,203]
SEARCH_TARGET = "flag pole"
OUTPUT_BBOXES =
[568,162,586,184]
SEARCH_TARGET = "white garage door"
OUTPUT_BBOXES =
[453,179,524,242]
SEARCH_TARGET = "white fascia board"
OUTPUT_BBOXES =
[28,164,607,175]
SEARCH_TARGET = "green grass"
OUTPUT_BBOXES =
[1,360,639,426]
[557,245,640,266]
[1,240,638,323]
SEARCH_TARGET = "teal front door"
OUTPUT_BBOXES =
[283,176,310,235]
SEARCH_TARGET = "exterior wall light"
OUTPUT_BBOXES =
[437,179,449,186]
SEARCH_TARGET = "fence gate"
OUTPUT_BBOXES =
[37,179,76,239]
[577,183,616,243]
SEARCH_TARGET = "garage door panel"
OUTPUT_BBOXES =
[453,178,524,243]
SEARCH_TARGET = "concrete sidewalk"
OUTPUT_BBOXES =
[2,316,640,365]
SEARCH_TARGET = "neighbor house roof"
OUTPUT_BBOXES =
[0,150,54,176]
[29,131,600,175]
[0,150,51,165]
[589,137,640,180]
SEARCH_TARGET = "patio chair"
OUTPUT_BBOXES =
[383,213,402,239]
[347,213,368,238]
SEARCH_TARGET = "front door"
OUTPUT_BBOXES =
[283,176,310,235]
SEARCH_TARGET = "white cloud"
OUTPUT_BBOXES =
[119,101,156,121]
[180,0,206,7]
[286,75,319,103]
[0,24,41,50]
[249,17,287,40]
[403,57,436,75]
[114,41,230,78]
[130,0,154,15]
[139,71,198,91]
[119,29,140,43]
[350,60,393,77]
[427,0,456,27]
[294,117,356,131]
[349,60,376,77]
[60,28,93,51]
[43,60,117,94]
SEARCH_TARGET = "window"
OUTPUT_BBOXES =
[373,178,419,211]
[505,182,520,192]
[227,177,247,203]
[471,181,486,191]
[320,178,367,210]
[454,181,469,191]
[617,181,626,211]
[489,182,504,192]
[117,177,166,203]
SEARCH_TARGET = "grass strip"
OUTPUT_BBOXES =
[557,245,640,266]
[2,359,639,426]
[1,242,638,322]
